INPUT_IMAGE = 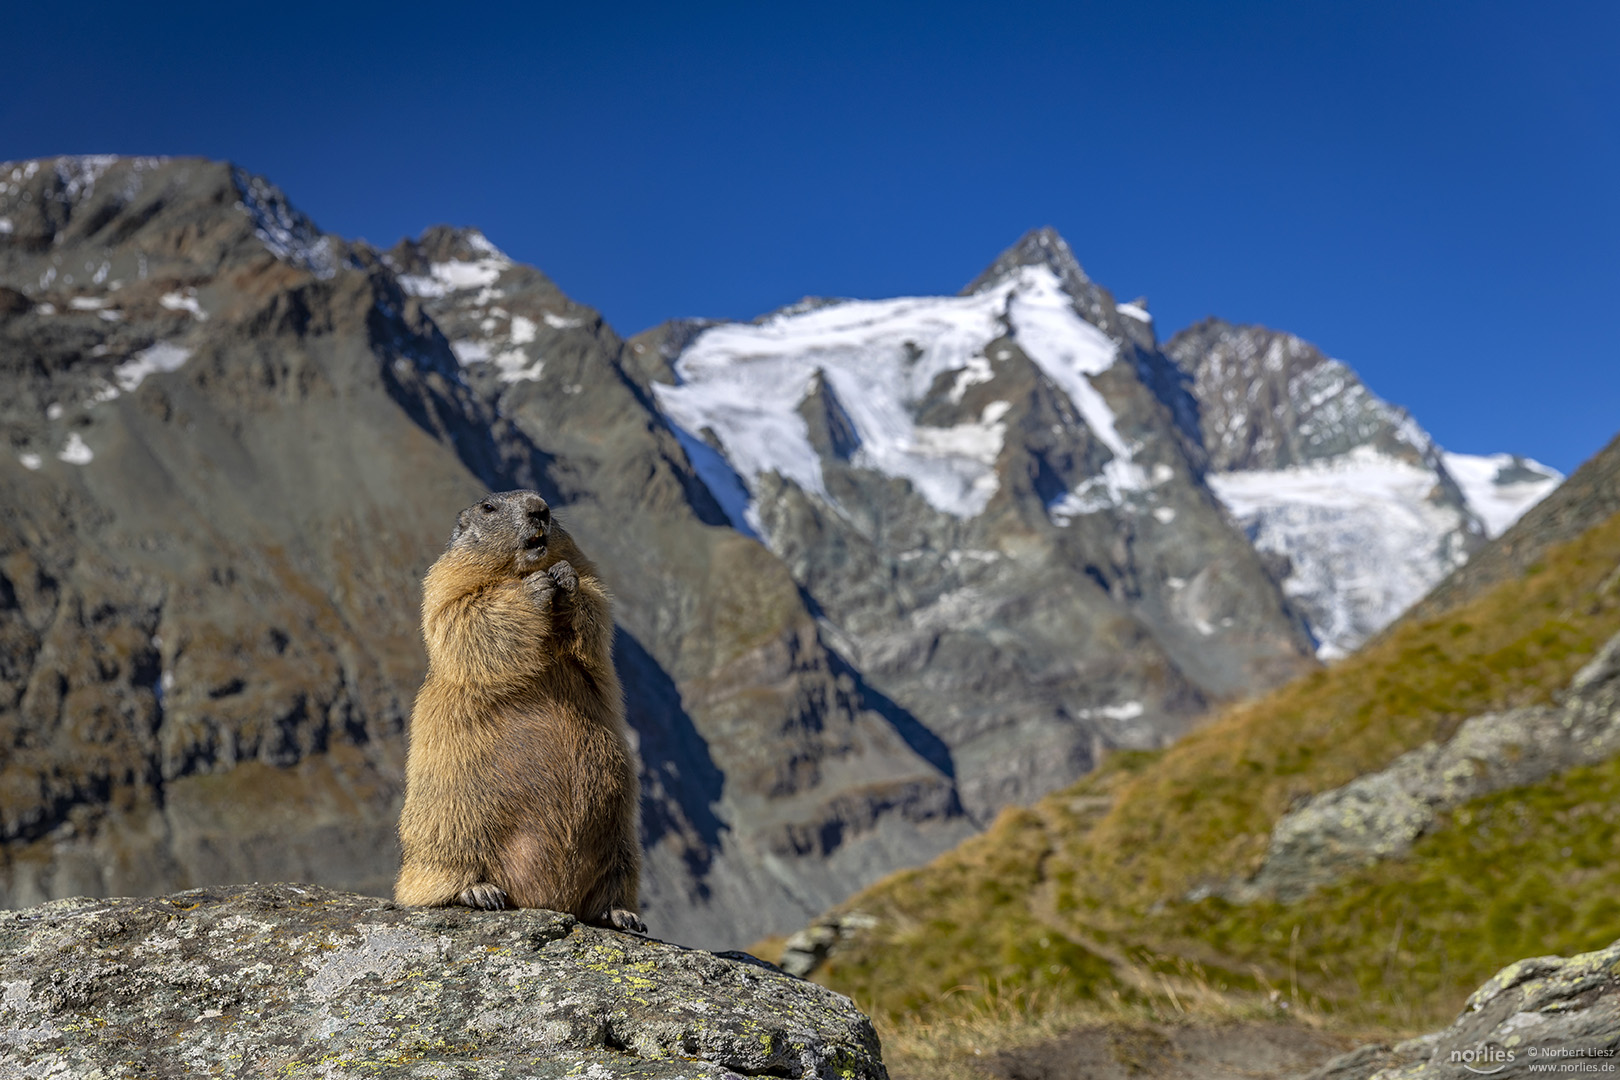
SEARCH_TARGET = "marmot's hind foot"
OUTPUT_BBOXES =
[602,908,646,934]
[458,882,509,910]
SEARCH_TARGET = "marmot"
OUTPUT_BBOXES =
[395,489,645,933]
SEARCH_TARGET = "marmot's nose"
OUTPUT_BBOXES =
[518,492,550,527]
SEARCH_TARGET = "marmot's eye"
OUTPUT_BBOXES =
[480,502,496,514]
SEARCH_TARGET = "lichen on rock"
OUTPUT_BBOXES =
[1301,937,1620,1079]
[0,883,887,1079]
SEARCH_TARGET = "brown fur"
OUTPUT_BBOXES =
[394,490,644,932]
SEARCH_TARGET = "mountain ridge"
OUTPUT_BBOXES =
[0,154,1562,952]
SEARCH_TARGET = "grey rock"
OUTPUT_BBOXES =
[778,911,879,979]
[1236,629,1620,901]
[0,883,887,1079]
[1294,940,1620,1079]
[1166,319,1441,475]
[1299,1043,1403,1080]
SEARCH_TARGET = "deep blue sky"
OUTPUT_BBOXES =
[4,2,1615,472]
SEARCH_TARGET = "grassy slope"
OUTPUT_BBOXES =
[817,508,1620,1036]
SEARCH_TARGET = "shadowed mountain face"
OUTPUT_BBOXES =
[0,157,1554,947]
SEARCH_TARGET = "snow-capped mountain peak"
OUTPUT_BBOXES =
[652,260,1153,533]
[961,225,1092,296]
[1441,452,1563,537]
[1168,319,1561,657]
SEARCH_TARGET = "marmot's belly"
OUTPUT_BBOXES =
[488,715,633,913]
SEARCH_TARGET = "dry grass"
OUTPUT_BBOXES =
[870,961,1346,1080]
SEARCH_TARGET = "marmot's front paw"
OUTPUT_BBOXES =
[523,569,556,612]
[548,560,578,595]
[458,882,509,910]
[604,907,646,934]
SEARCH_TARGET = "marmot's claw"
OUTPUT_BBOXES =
[606,908,646,934]
[522,570,556,610]
[548,560,578,594]
[458,883,509,910]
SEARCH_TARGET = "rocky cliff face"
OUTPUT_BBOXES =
[0,156,968,951]
[646,228,1318,821]
[1166,320,1559,657]
[0,883,887,1079]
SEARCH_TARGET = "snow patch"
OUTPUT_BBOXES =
[1077,701,1144,721]
[1209,446,1473,657]
[948,355,994,403]
[1442,451,1561,537]
[494,352,544,383]
[18,453,41,470]
[399,236,512,300]
[232,168,339,279]
[160,290,208,320]
[656,282,1015,520]
[656,263,1140,528]
[1009,268,1149,521]
[1115,302,1151,322]
[57,433,93,465]
[113,343,193,393]
[68,296,108,310]
[464,231,504,259]
[399,258,506,298]
[55,156,118,203]
[450,340,490,365]
[449,337,542,383]
[668,425,760,538]
[509,315,537,344]
[543,312,584,329]
[0,217,12,235]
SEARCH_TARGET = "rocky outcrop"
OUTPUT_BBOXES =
[0,883,887,1079]
[778,911,879,979]
[1300,939,1620,1079]
[1234,629,1620,901]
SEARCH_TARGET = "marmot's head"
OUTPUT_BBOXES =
[447,490,557,575]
